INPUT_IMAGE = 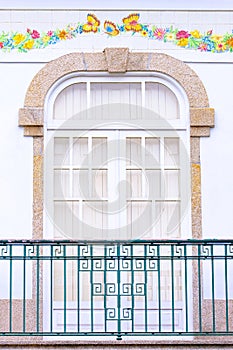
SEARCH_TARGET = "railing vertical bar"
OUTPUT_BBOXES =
[225,244,229,332]
[77,244,80,333]
[157,245,161,333]
[131,244,135,333]
[9,245,12,333]
[184,244,189,332]
[90,244,94,333]
[198,244,202,332]
[144,244,147,333]
[23,245,26,333]
[171,245,175,332]
[36,245,40,333]
[63,245,67,333]
[50,245,53,333]
[117,243,122,340]
[104,245,107,332]
[211,245,215,333]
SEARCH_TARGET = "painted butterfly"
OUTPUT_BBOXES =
[82,14,100,33]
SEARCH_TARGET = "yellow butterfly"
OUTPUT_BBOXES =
[82,14,100,33]
[123,13,142,32]
[104,21,119,36]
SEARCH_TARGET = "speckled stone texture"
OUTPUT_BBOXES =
[104,47,129,72]
[19,108,44,126]
[1,340,233,349]
[190,137,200,164]
[147,53,210,108]
[190,126,210,137]
[23,51,211,109]
[191,163,202,239]
[190,108,215,127]
[24,126,43,137]
[24,52,107,107]
[33,137,44,240]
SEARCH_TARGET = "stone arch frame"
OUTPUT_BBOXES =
[18,48,214,240]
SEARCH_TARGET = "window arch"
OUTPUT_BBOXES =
[43,73,191,241]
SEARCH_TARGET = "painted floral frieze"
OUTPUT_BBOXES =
[0,13,232,53]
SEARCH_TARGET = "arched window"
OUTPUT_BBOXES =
[44,73,191,241]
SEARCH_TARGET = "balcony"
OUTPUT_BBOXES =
[0,239,233,342]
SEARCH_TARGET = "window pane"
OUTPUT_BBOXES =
[145,82,179,119]
[164,138,179,167]
[165,170,180,198]
[54,169,70,198]
[145,170,161,198]
[73,169,88,197]
[90,82,142,120]
[126,137,142,167]
[53,83,87,120]
[161,202,180,238]
[54,138,69,166]
[145,137,160,167]
[127,170,142,198]
[92,169,107,198]
[92,137,107,167]
[73,138,88,167]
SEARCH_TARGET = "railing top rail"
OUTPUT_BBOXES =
[0,238,232,245]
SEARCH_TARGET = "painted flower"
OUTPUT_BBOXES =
[176,30,190,39]
[0,42,3,48]
[154,28,166,40]
[141,30,148,37]
[23,39,34,50]
[13,33,26,45]
[198,43,208,51]
[190,30,201,39]
[216,42,226,52]
[31,30,40,39]
[66,33,73,39]
[226,37,233,48]
[58,30,68,40]
[67,25,75,31]
[123,13,142,32]
[165,32,176,41]
[177,38,189,47]
[42,35,50,43]
[47,31,53,37]
[211,34,223,42]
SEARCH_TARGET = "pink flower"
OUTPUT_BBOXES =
[31,30,40,39]
[66,33,73,39]
[153,28,166,40]
[27,28,31,33]
[176,30,190,39]
[47,31,53,37]
[198,43,208,52]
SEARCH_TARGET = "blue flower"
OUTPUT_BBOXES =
[118,25,125,32]
[49,36,59,45]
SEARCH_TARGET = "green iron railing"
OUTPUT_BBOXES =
[0,239,233,339]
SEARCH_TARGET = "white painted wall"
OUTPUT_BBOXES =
[190,63,233,239]
[0,63,43,238]
[0,6,232,239]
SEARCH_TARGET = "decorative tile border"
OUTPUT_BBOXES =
[1,13,233,53]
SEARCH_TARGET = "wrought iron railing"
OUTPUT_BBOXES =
[0,239,233,339]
